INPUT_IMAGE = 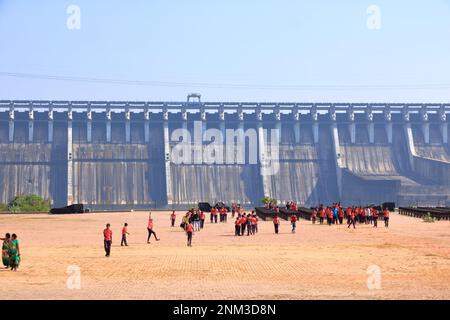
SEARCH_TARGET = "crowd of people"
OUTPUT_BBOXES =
[1,233,20,271]
[309,203,390,229]
[100,201,392,257]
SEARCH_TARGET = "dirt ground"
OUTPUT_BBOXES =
[0,211,449,300]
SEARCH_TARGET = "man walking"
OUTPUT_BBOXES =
[103,223,112,257]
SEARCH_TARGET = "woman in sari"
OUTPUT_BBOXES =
[8,233,20,271]
[1,233,11,268]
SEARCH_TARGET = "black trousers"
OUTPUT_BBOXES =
[121,235,127,246]
[241,224,246,236]
[274,224,279,234]
[347,219,356,229]
[147,228,158,242]
[171,218,175,227]
[339,217,343,224]
[104,240,112,256]
[319,217,324,224]
[187,232,193,246]
[235,225,240,236]
[200,219,205,229]
[384,217,389,227]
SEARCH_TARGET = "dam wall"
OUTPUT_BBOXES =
[0,101,448,209]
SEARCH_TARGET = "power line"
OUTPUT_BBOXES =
[1,71,450,91]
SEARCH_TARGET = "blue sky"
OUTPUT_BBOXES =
[0,0,449,102]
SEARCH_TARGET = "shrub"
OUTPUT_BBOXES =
[8,194,51,213]
[0,203,8,212]
[422,212,435,223]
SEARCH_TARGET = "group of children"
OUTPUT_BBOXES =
[102,212,160,257]
[309,203,390,229]
[102,202,392,256]
[0,233,20,271]
[234,211,259,236]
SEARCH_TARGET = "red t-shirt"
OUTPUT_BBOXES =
[121,227,127,235]
[186,223,194,233]
[148,219,154,229]
[235,219,241,226]
[290,215,297,223]
[383,210,389,218]
[103,228,112,241]
[273,217,280,225]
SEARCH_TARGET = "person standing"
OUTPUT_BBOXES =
[273,215,280,234]
[290,214,298,233]
[1,233,11,268]
[373,208,379,228]
[147,213,160,243]
[347,210,356,229]
[200,211,206,229]
[246,214,252,236]
[103,224,112,257]
[234,217,241,236]
[8,234,20,271]
[121,223,129,246]
[170,211,176,227]
[338,207,344,225]
[319,208,325,225]
[186,221,194,247]
[383,208,390,228]
[240,214,247,236]
[311,208,317,224]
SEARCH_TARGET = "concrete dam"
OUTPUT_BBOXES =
[0,100,449,209]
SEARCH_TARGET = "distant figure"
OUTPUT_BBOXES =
[290,214,298,233]
[186,221,194,247]
[234,217,241,236]
[121,223,129,246]
[1,233,11,268]
[373,208,379,228]
[383,209,390,228]
[273,215,280,234]
[170,211,176,227]
[347,210,356,229]
[311,208,317,224]
[103,224,112,257]
[147,212,160,243]
[9,234,20,271]
[200,211,206,229]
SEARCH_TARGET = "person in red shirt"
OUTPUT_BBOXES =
[383,209,390,228]
[240,214,247,236]
[319,208,325,225]
[186,222,194,247]
[373,208,379,228]
[170,211,176,227]
[234,217,241,236]
[121,223,129,246]
[251,215,257,235]
[290,214,298,233]
[200,211,206,229]
[338,208,345,225]
[273,215,280,234]
[253,212,259,233]
[346,207,352,225]
[347,210,356,229]
[103,223,112,257]
[326,208,333,226]
[147,212,160,243]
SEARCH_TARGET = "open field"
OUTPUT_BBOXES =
[0,211,449,299]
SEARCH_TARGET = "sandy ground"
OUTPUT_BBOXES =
[0,211,449,300]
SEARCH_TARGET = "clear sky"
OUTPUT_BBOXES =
[0,0,449,103]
